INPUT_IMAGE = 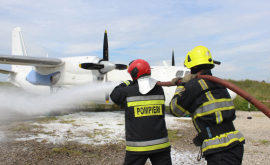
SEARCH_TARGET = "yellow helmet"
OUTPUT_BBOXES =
[184,46,214,69]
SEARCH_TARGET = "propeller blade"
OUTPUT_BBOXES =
[172,50,175,66]
[115,64,128,70]
[79,63,104,70]
[105,73,109,103]
[103,30,109,61]
[80,31,127,75]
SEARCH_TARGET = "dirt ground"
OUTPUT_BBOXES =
[0,111,269,165]
[234,111,270,165]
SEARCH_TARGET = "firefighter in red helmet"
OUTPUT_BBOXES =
[110,59,172,165]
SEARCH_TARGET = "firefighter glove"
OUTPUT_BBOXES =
[182,74,197,83]
[171,77,183,85]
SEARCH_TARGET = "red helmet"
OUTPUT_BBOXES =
[128,59,151,80]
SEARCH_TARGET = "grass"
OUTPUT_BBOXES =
[87,130,104,138]
[33,130,54,134]
[6,122,59,136]
[7,123,44,132]
[87,129,112,139]
[227,79,270,111]
[259,140,270,145]
[254,115,264,117]
[72,123,81,127]
[50,142,125,158]
[167,129,181,142]
[36,116,58,123]
[74,102,123,111]
[167,79,270,112]
[165,106,170,113]
[59,120,75,124]
[52,147,82,156]
[87,154,101,158]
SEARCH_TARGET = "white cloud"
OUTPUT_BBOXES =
[0,0,270,81]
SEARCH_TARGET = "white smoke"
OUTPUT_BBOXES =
[0,82,119,115]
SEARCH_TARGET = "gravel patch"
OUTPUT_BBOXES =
[234,111,270,165]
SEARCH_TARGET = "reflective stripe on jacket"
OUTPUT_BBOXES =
[110,81,170,154]
[169,70,245,156]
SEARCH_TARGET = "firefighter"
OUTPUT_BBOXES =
[170,46,245,164]
[110,59,172,165]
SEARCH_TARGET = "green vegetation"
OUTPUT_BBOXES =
[36,116,58,123]
[59,120,75,124]
[87,129,111,139]
[52,147,82,156]
[165,106,170,113]
[74,102,123,111]
[7,123,43,132]
[87,154,101,158]
[227,79,270,111]
[166,79,270,111]
[259,140,270,145]
[167,129,181,142]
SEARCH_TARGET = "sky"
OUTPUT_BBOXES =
[0,0,270,81]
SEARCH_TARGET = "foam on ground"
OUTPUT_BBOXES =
[14,111,205,164]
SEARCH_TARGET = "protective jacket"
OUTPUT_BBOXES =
[169,70,245,156]
[110,80,171,154]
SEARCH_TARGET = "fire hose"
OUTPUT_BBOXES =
[156,75,270,119]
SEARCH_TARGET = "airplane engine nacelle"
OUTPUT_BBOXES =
[26,70,61,86]
[50,72,61,84]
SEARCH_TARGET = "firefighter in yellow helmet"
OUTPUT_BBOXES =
[170,46,245,164]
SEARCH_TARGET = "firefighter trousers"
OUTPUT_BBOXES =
[205,144,244,165]
[123,149,172,165]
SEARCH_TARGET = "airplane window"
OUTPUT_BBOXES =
[176,70,184,78]
[184,71,190,76]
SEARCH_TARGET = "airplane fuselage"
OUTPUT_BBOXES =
[7,55,190,105]
[3,27,236,107]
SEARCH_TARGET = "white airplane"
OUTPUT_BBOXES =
[0,27,236,106]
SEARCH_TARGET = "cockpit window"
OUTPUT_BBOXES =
[176,70,184,78]
[184,71,190,76]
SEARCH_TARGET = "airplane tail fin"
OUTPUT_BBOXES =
[12,27,28,56]
[11,27,28,72]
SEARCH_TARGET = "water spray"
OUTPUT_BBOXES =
[0,82,118,115]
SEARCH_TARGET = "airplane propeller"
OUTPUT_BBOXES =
[79,30,128,103]
[172,50,175,66]
[79,30,128,72]
[105,73,110,103]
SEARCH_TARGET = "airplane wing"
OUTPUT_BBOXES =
[0,54,64,67]
[0,68,15,74]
